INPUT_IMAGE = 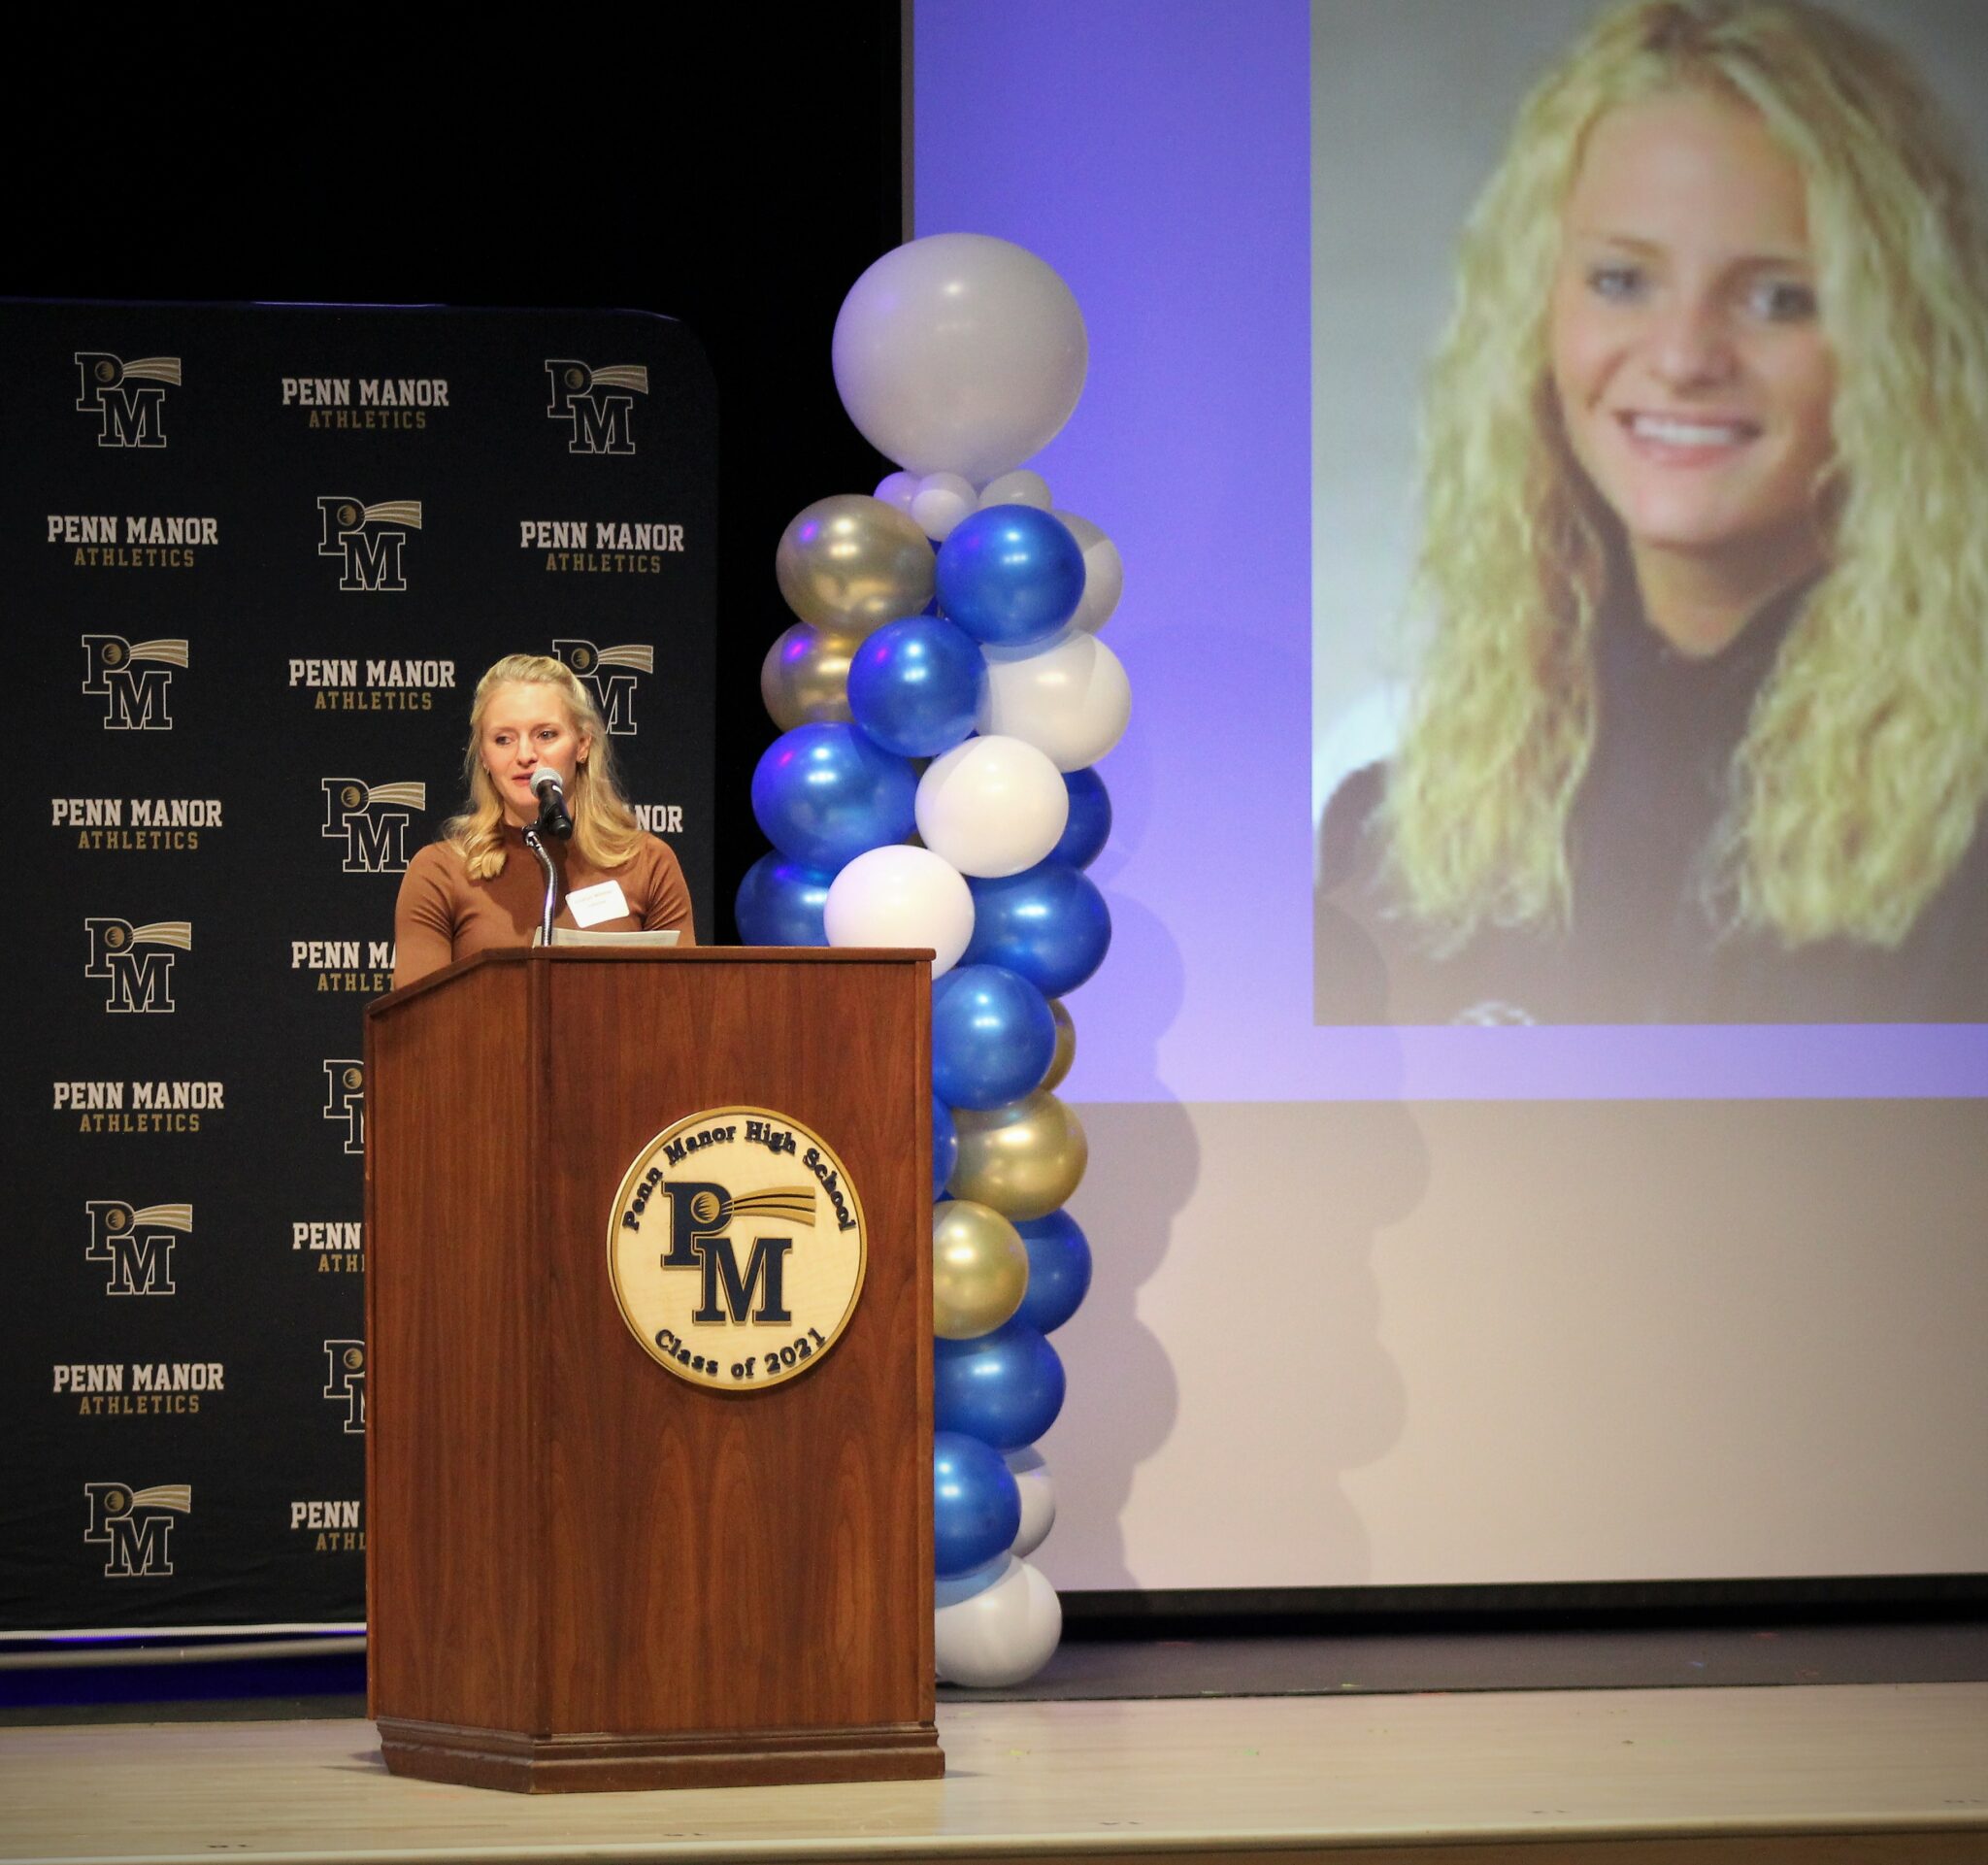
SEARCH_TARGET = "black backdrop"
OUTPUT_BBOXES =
[4,6,906,946]
[8,300,718,1633]
[5,9,906,1636]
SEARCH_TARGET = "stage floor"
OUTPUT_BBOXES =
[2,1684,1985,1865]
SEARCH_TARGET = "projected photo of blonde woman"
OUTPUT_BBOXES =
[1313,0,1988,1024]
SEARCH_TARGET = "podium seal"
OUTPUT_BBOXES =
[607,1106,867,1390]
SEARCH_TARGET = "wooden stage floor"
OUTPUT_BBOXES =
[3,1684,1985,1865]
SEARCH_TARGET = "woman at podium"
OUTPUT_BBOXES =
[392,653,695,988]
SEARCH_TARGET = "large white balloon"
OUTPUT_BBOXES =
[977,632,1132,772]
[1005,1446,1057,1560]
[1054,511,1123,635]
[933,1553,1062,1687]
[822,846,975,977]
[915,736,1070,879]
[833,234,1088,483]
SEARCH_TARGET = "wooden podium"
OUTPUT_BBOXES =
[361,947,942,1793]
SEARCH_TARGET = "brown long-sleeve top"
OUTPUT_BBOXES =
[391,826,696,989]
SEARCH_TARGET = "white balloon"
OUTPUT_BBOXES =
[933,1554,1062,1688]
[1005,1447,1056,1560]
[916,737,1070,879]
[935,1552,1009,1615]
[977,632,1132,773]
[1054,510,1124,635]
[822,846,975,977]
[833,234,1088,483]
[979,470,1053,512]
[911,472,977,542]
[874,470,920,515]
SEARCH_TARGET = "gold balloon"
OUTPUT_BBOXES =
[760,622,854,730]
[948,1089,1088,1222]
[1042,998,1076,1092]
[932,1198,1029,1340]
[775,494,936,640]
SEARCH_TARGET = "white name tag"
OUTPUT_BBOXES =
[567,880,629,928]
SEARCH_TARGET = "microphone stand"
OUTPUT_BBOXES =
[524,776,573,949]
[523,826,559,949]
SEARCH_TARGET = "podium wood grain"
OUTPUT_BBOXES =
[362,948,939,1791]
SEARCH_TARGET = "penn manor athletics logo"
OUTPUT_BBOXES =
[322,1340,365,1434]
[316,495,422,591]
[608,1108,866,1391]
[321,778,425,873]
[545,358,647,454]
[86,1200,191,1296]
[553,637,652,736]
[322,1060,363,1155]
[75,352,182,448]
[83,1482,190,1577]
[84,917,190,1014]
[83,635,187,730]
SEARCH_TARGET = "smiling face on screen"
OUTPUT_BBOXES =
[1549,87,1837,648]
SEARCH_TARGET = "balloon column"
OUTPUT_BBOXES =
[739,235,1125,1688]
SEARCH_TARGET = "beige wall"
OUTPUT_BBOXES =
[1044,1099,1988,1590]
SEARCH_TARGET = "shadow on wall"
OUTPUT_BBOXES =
[1306,1093,1428,1578]
[1050,889,1189,1590]
[1050,884,1431,1589]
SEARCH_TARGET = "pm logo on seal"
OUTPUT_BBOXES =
[608,1108,865,1391]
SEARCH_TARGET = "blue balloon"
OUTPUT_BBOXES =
[847,615,986,758]
[935,506,1086,650]
[932,1095,958,1200]
[932,964,1056,1111]
[733,852,833,946]
[1015,1210,1093,1334]
[934,1430,1022,1579]
[934,1317,1066,1450]
[963,861,1111,998]
[749,723,916,872]
[1050,767,1112,869]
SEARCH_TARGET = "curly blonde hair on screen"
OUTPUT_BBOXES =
[1382,0,1988,951]
[444,654,646,882]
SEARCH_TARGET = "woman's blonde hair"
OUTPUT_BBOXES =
[1383,0,1988,950]
[444,654,646,882]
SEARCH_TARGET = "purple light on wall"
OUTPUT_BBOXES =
[914,0,1988,1102]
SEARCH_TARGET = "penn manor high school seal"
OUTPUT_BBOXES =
[607,1106,867,1391]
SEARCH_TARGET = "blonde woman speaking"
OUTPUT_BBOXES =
[393,654,695,989]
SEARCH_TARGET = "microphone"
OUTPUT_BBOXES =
[529,767,573,841]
